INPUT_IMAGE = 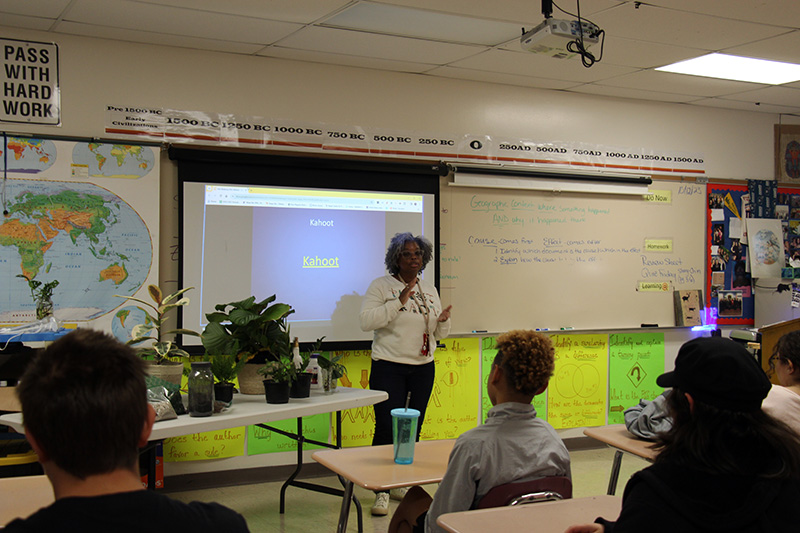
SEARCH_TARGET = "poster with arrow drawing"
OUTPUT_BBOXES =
[608,333,665,425]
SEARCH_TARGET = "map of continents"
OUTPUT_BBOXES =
[73,142,154,178]
[0,137,57,173]
[0,180,152,321]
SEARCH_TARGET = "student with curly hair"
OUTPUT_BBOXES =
[763,330,800,436]
[388,330,571,533]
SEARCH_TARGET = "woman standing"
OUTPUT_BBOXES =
[360,232,452,516]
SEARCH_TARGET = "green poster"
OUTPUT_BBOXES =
[247,413,329,455]
[608,332,666,425]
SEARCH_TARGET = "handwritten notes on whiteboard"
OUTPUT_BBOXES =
[608,332,665,424]
[548,334,608,429]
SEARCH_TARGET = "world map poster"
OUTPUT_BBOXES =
[0,136,160,335]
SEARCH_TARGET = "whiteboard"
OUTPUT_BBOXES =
[439,179,706,333]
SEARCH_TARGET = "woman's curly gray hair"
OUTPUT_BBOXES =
[385,232,433,275]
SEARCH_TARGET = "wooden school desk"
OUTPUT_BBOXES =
[312,439,455,533]
[436,495,621,533]
[0,475,54,527]
[0,387,388,523]
[583,424,658,495]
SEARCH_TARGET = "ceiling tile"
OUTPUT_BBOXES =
[723,31,800,65]
[276,26,484,64]
[426,66,578,90]
[644,0,800,28]
[0,15,57,31]
[55,21,266,54]
[0,0,70,18]
[258,46,434,73]
[64,0,302,44]
[322,2,522,46]
[375,0,622,24]
[719,86,800,107]
[450,49,638,84]
[567,83,699,104]
[598,35,710,69]
[132,0,351,23]
[594,69,770,98]
[689,97,800,115]
[590,3,788,50]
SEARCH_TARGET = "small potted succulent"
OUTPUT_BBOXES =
[258,356,296,404]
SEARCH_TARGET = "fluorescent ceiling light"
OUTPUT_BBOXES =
[656,53,800,85]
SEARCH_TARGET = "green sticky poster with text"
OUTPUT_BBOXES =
[247,414,329,455]
[608,332,665,424]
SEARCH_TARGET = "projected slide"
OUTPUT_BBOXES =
[251,207,385,322]
[182,182,435,344]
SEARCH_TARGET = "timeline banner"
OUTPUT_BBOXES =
[105,104,705,175]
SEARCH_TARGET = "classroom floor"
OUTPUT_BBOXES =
[165,446,650,533]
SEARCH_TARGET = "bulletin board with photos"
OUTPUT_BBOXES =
[708,182,800,325]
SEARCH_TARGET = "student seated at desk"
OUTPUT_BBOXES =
[566,337,800,533]
[4,329,250,532]
[763,330,800,436]
[389,330,571,533]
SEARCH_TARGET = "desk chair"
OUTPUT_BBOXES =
[476,476,572,509]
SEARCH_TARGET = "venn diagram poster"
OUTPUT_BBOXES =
[547,334,608,429]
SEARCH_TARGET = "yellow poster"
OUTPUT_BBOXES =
[421,337,480,440]
[547,334,608,429]
[164,427,246,462]
[332,350,376,448]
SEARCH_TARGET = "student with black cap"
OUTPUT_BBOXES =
[566,336,800,533]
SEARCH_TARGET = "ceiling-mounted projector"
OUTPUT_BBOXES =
[520,18,600,59]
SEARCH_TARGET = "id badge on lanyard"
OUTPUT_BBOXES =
[421,332,430,356]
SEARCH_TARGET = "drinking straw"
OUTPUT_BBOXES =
[405,392,411,412]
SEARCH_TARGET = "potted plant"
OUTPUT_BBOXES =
[318,352,347,394]
[291,336,324,398]
[201,294,294,394]
[17,274,59,320]
[115,285,201,386]
[258,356,296,404]
[209,353,249,406]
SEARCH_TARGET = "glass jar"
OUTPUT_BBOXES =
[188,361,214,417]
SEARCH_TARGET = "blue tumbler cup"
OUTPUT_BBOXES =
[391,408,420,464]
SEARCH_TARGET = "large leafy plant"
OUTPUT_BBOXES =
[115,285,201,364]
[201,294,294,363]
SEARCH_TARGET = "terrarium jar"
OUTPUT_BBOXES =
[36,297,54,320]
[188,361,214,417]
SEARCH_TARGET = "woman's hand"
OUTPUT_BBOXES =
[399,278,417,305]
[438,305,452,322]
[564,524,604,533]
